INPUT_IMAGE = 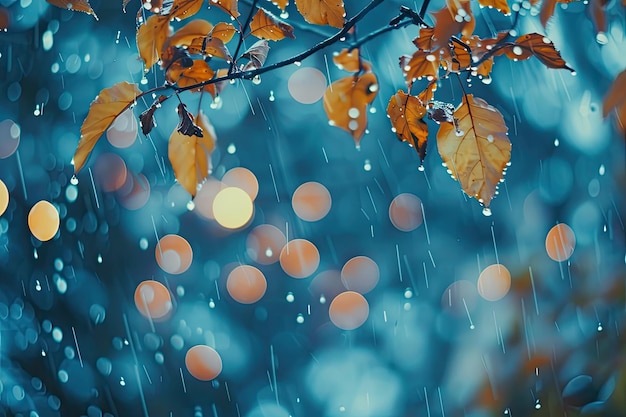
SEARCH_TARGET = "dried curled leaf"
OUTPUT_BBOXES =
[477,0,510,15]
[250,8,295,41]
[436,94,511,208]
[400,51,440,84]
[74,82,141,172]
[332,48,371,73]
[212,0,240,17]
[497,33,574,72]
[323,72,378,145]
[139,95,168,135]
[603,69,626,135]
[387,91,429,162]
[46,0,98,19]
[169,110,216,196]
[295,0,345,28]
[241,40,270,70]
[176,103,203,137]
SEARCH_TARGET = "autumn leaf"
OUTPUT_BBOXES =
[73,82,141,172]
[412,27,436,51]
[497,33,574,72]
[443,0,475,37]
[212,0,240,17]
[250,8,295,41]
[166,19,213,50]
[323,72,378,145]
[477,0,510,15]
[603,69,626,134]
[176,103,203,137]
[295,0,345,28]
[241,40,270,70]
[387,91,429,162]
[440,40,473,74]
[46,0,98,19]
[175,60,217,95]
[163,46,194,78]
[139,95,168,136]
[269,0,289,10]
[436,94,511,208]
[431,6,468,50]
[187,36,233,61]
[400,50,440,84]
[332,48,371,73]
[210,22,237,43]
[169,110,216,196]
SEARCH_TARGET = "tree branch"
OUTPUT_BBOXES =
[229,0,260,73]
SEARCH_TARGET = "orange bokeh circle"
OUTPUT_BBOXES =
[389,193,423,232]
[222,167,259,200]
[246,224,286,265]
[155,234,193,274]
[185,345,222,381]
[227,265,267,304]
[292,182,332,222]
[341,256,379,294]
[28,200,60,241]
[134,280,173,320]
[279,239,320,278]
[329,291,369,330]
[477,264,511,302]
[93,153,128,192]
[0,179,8,216]
[545,223,576,262]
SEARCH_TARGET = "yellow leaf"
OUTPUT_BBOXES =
[603,69,626,135]
[187,36,232,61]
[295,0,345,28]
[166,19,213,49]
[168,111,216,196]
[323,72,378,145]
[477,0,510,15]
[400,50,439,84]
[436,94,511,208]
[45,0,98,19]
[210,22,237,43]
[250,8,295,41]
[73,82,141,172]
[332,48,371,72]
[212,0,240,17]
[176,60,217,96]
[387,91,429,162]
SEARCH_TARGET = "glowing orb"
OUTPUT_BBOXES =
[155,234,193,275]
[329,291,369,330]
[389,193,423,232]
[227,265,267,304]
[246,224,286,265]
[279,239,320,278]
[341,256,379,294]
[0,119,20,159]
[441,280,478,316]
[0,179,8,216]
[93,153,128,192]
[222,167,259,201]
[106,108,138,148]
[193,178,223,220]
[185,345,222,381]
[545,223,576,262]
[292,182,332,222]
[477,264,511,301]
[288,67,327,104]
[213,187,253,229]
[134,280,172,320]
[28,200,60,241]
[118,173,150,210]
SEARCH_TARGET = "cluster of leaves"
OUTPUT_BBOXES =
[48,0,624,211]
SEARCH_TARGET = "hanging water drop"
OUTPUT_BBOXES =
[97,254,103,263]
[418,164,425,172]
[252,75,261,85]
[70,175,79,185]
[296,313,304,324]
[363,159,372,171]
[482,207,492,216]
[269,90,275,102]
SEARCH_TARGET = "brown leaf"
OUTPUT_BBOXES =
[176,103,203,136]
[444,0,475,37]
[210,22,237,43]
[497,33,574,71]
[241,39,270,69]
[400,50,440,84]
[436,94,511,208]
[250,8,295,41]
[430,6,468,50]
[73,82,141,172]
[603,69,626,134]
[332,48,371,72]
[166,19,213,49]
[270,0,289,10]
[477,0,510,15]
[187,36,233,61]
[212,0,240,17]
[441,40,473,73]
[387,91,429,162]
[323,72,378,145]
[175,60,217,94]
[295,0,345,28]
[46,0,98,19]
[412,27,436,51]
[162,46,194,76]
[169,110,216,196]
[139,95,168,135]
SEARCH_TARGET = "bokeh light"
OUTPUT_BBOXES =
[329,291,369,330]
[226,265,267,304]
[246,224,287,265]
[279,239,320,278]
[0,179,8,216]
[545,223,576,262]
[389,193,423,232]
[441,280,478,316]
[222,167,259,200]
[213,187,254,229]
[0,119,20,158]
[288,67,327,104]
[340,256,379,294]
[93,153,128,192]
[155,234,193,274]
[193,178,223,220]
[106,108,138,148]
[477,264,511,302]
[118,173,150,210]
[134,280,173,320]
[292,182,332,222]
[185,345,222,381]
[28,200,60,241]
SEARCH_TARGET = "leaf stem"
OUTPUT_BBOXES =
[229,0,260,73]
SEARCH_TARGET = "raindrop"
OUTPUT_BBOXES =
[598,164,605,175]
[595,32,608,45]
[482,207,492,217]
[227,143,236,154]
[252,75,261,85]
[487,134,494,142]
[554,138,559,146]
[97,254,102,263]
[481,76,492,85]
[363,159,372,171]
[455,129,465,136]
[58,370,69,383]
[269,90,275,102]
[186,201,195,211]
[417,164,425,172]
[348,107,360,118]
[280,11,288,18]
[286,292,295,303]
[119,377,126,386]
[296,313,304,324]
[535,399,542,409]
[319,295,326,304]
[139,238,148,250]
[597,323,603,331]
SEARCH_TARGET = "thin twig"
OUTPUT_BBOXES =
[349,18,413,51]
[229,0,260,73]
[239,0,333,38]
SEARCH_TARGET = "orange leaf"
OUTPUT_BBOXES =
[46,0,98,19]
[212,0,240,17]
[178,60,217,97]
[444,0,475,37]
[603,69,626,134]
[166,19,213,49]
[436,94,511,208]
[441,41,473,74]
[412,27,436,51]
[210,22,237,43]
[295,0,345,28]
[431,6,468,50]
[73,82,141,172]
[168,111,216,196]
[497,33,573,71]
[270,0,289,10]
[332,48,371,72]
[400,50,440,84]
[477,0,510,15]
[187,36,232,61]
[387,91,429,162]
[249,8,295,41]
[323,72,378,145]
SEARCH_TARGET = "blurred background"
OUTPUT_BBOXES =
[0,0,625,416]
